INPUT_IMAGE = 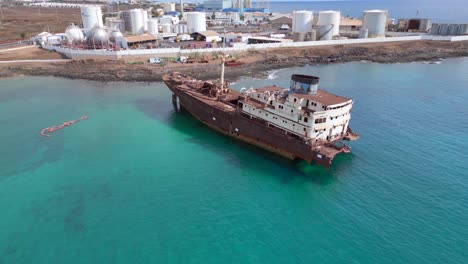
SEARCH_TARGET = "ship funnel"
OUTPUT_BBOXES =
[290,74,320,95]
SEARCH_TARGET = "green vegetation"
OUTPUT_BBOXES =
[127,61,144,65]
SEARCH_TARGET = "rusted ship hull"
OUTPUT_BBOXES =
[163,74,353,168]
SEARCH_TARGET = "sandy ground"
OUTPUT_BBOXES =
[0,7,81,43]
[1,40,467,82]
[0,46,65,60]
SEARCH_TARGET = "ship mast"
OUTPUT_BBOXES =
[220,27,226,91]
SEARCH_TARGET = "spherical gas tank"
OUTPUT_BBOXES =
[87,26,108,44]
[108,29,123,43]
[65,24,85,44]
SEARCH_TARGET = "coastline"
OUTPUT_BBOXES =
[1,40,467,82]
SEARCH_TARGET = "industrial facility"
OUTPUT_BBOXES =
[25,0,467,58]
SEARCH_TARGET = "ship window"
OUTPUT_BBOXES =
[291,110,293,113]
[304,117,309,123]
[270,100,273,105]
[315,118,326,124]
[294,98,297,103]
[304,128,306,131]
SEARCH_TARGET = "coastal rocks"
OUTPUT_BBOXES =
[1,41,468,82]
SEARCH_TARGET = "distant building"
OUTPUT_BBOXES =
[270,16,292,29]
[191,30,221,42]
[164,3,176,13]
[116,34,157,49]
[203,0,232,11]
[247,36,292,44]
[339,18,363,31]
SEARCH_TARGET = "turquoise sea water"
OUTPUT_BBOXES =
[1,59,467,263]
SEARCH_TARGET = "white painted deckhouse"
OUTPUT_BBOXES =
[240,75,353,143]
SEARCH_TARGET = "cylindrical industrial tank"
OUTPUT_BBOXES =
[430,23,440,34]
[142,10,148,32]
[309,30,317,41]
[120,11,132,33]
[186,12,206,33]
[105,18,125,33]
[108,29,123,43]
[80,6,103,29]
[292,10,313,33]
[130,9,144,35]
[419,19,432,32]
[317,24,334,40]
[147,19,158,35]
[449,24,459,35]
[439,24,450,35]
[162,24,171,33]
[87,26,108,45]
[316,10,340,37]
[65,24,85,44]
[293,32,305,42]
[458,24,468,35]
[359,28,369,38]
[178,24,188,34]
[360,10,387,38]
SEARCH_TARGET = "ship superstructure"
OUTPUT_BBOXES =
[240,74,354,144]
[163,72,358,168]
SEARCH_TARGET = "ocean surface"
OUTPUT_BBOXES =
[268,0,468,23]
[1,59,467,263]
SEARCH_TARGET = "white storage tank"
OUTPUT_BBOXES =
[142,10,149,32]
[105,17,125,33]
[449,24,460,35]
[316,10,340,37]
[317,25,335,40]
[80,6,103,29]
[186,12,206,33]
[130,9,144,35]
[360,10,387,38]
[120,11,132,33]
[65,24,84,44]
[162,24,172,33]
[430,23,440,34]
[147,19,158,35]
[439,24,450,35]
[292,10,313,33]
[458,24,468,35]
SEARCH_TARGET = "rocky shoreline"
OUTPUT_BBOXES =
[1,40,467,82]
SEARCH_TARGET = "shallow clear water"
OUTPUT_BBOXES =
[0,59,467,263]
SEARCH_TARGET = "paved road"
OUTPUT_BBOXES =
[0,59,70,64]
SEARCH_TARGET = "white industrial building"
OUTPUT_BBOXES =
[203,0,233,11]
[164,2,176,12]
